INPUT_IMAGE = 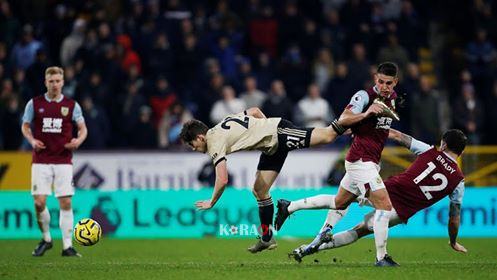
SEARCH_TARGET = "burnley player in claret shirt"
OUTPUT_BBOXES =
[21,66,87,257]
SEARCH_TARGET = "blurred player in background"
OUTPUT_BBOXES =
[180,106,361,253]
[21,66,87,257]
[275,62,401,266]
[287,128,467,263]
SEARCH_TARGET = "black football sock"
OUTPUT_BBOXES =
[258,197,274,242]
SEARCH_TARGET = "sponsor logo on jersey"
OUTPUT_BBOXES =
[376,117,392,129]
[61,106,69,116]
[42,117,63,133]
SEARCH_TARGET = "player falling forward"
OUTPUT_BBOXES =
[179,107,360,252]
[21,66,87,257]
[275,62,400,266]
[284,129,468,264]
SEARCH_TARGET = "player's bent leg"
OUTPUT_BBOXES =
[32,195,53,257]
[248,170,278,253]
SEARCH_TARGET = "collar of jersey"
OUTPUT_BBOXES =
[44,93,64,103]
[442,151,457,162]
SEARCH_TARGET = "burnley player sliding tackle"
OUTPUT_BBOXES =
[278,129,468,264]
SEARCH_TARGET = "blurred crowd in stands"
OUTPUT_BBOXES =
[1,0,497,150]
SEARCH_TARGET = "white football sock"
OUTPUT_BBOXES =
[373,209,392,260]
[60,209,74,249]
[288,195,336,213]
[320,207,349,231]
[37,207,51,242]
[318,229,359,251]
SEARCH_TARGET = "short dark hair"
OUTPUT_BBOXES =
[377,62,399,77]
[442,129,467,155]
[180,120,209,143]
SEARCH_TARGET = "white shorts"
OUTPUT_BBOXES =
[31,164,74,197]
[364,208,403,231]
[340,159,386,197]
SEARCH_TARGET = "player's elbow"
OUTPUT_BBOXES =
[217,175,229,186]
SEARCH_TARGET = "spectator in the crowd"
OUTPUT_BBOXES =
[212,36,238,80]
[465,28,496,95]
[10,24,42,70]
[279,44,311,101]
[0,0,21,48]
[247,5,278,57]
[453,84,485,144]
[176,34,203,94]
[240,76,266,109]
[299,19,321,61]
[149,76,177,126]
[485,80,497,144]
[80,95,110,150]
[377,33,409,74]
[60,66,77,99]
[321,9,346,60]
[410,75,441,143]
[210,85,245,124]
[81,72,109,108]
[13,69,32,103]
[158,102,193,148]
[25,48,49,95]
[294,83,334,127]
[147,32,174,80]
[254,52,276,92]
[347,43,371,89]
[261,80,293,121]
[60,19,86,67]
[129,105,157,149]
[313,48,334,92]
[325,62,354,115]
[0,95,22,150]
[118,81,147,145]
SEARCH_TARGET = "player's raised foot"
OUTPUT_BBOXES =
[288,244,307,263]
[247,236,277,253]
[375,254,399,267]
[274,199,291,231]
[32,239,53,257]
[61,247,82,257]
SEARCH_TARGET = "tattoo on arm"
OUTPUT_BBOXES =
[449,203,461,217]
[394,132,412,149]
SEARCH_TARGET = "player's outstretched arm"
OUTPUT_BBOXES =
[338,103,385,127]
[195,159,229,210]
[448,202,467,253]
[389,128,431,155]
[245,107,266,119]
[388,128,412,148]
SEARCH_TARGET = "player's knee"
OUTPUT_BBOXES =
[252,188,269,200]
[34,200,46,212]
[59,198,72,210]
[334,199,349,210]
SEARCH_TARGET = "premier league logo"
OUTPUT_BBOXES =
[61,106,69,116]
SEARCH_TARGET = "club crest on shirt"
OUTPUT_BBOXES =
[38,108,44,113]
[61,106,69,116]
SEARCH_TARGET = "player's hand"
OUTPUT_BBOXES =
[195,200,213,210]
[64,138,82,151]
[31,139,46,151]
[449,241,468,253]
[365,103,386,117]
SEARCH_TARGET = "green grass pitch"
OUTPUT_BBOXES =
[1,238,496,279]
